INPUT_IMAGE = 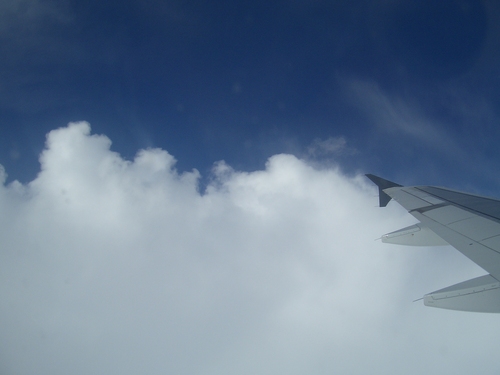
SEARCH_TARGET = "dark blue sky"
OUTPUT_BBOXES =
[1,0,499,192]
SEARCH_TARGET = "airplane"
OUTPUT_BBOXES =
[366,174,500,313]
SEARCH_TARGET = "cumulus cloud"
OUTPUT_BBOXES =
[0,122,497,375]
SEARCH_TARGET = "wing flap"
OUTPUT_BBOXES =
[412,211,500,279]
[422,205,474,225]
[447,216,500,242]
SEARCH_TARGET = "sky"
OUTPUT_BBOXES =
[3,1,500,374]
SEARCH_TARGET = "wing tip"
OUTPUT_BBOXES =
[365,174,402,207]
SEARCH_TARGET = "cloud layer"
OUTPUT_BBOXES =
[0,123,497,375]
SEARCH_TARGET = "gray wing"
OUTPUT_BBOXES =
[367,174,500,313]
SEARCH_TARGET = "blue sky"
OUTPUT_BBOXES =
[4,1,500,374]
[2,0,499,190]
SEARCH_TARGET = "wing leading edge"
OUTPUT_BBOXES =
[367,174,500,313]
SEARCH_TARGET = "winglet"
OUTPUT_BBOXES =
[365,174,402,207]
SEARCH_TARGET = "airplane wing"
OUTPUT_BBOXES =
[366,174,500,313]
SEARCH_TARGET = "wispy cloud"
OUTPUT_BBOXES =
[307,136,356,157]
[0,0,72,33]
[346,80,461,156]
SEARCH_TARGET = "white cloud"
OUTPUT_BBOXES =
[0,122,497,375]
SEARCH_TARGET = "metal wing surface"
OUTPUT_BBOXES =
[367,174,500,313]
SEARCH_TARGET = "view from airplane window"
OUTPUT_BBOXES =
[1,1,499,374]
